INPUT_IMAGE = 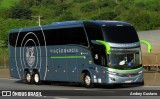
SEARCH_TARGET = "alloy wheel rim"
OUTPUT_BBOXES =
[26,73,31,82]
[34,74,39,83]
[85,75,91,85]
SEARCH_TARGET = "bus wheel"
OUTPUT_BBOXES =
[83,73,94,88]
[24,71,32,84]
[33,71,41,85]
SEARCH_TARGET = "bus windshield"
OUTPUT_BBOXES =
[107,52,141,69]
[102,26,139,43]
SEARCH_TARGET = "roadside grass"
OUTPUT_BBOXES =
[0,0,20,9]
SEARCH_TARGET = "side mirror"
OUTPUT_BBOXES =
[93,40,111,54]
[140,40,152,53]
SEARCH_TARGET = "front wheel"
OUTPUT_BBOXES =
[83,73,94,88]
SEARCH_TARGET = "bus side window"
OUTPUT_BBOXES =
[85,26,104,41]
[45,29,59,45]
[9,33,17,47]
[69,27,88,46]
[58,29,70,45]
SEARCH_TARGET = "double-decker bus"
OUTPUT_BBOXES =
[9,20,144,88]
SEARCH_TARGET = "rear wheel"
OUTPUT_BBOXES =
[24,71,32,84]
[83,72,94,88]
[33,71,41,85]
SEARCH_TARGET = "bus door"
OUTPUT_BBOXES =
[66,46,78,82]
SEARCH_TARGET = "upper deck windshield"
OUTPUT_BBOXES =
[102,25,139,43]
[107,51,141,69]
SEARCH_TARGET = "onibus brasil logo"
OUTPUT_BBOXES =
[26,47,35,67]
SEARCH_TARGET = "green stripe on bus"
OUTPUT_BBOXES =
[50,56,85,59]
[105,66,143,73]
[96,40,111,54]
[140,39,152,53]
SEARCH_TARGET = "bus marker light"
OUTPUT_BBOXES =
[94,79,97,83]
[89,60,92,64]
[102,69,105,73]
[98,78,102,83]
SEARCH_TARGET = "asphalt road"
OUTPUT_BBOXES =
[0,78,160,99]
[0,78,160,90]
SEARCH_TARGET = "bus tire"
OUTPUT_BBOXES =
[33,71,41,85]
[83,72,94,88]
[24,71,32,84]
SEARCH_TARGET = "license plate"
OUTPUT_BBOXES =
[125,80,132,83]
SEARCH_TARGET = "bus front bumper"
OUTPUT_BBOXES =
[107,73,144,84]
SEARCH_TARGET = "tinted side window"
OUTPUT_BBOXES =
[69,27,88,46]
[44,29,59,45]
[85,26,104,41]
[18,31,44,47]
[9,31,45,47]
[9,27,88,46]
[57,28,70,45]
[34,31,45,46]
[45,27,88,46]
[9,33,16,47]
[9,32,28,47]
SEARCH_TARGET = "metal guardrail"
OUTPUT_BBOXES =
[143,65,160,72]
[142,53,160,72]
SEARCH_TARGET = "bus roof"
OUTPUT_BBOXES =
[10,20,132,33]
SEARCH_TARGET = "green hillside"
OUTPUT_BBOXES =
[0,0,20,8]
[0,0,160,55]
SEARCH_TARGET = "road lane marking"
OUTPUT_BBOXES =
[0,78,18,80]
[143,86,160,87]
[74,89,89,90]
[38,96,69,99]
[54,97,69,99]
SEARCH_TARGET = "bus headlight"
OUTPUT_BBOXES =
[108,71,117,75]
[138,71,143,74]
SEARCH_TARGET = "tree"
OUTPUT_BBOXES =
[81,2,98,12]
[9,4,32,19]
